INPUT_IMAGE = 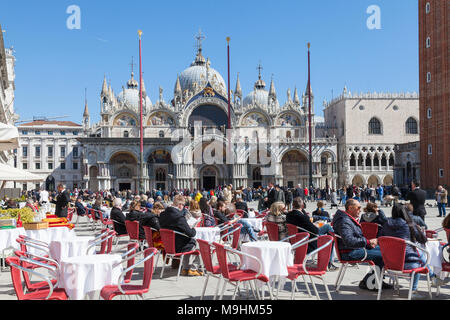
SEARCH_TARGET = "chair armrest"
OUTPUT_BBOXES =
[280,234,297,243]
[173,230,194,239]
[23,237,49,248]
[24,243,50,255]
[117,250,157,294]
[302,239,334,275]
[405,240,431,266]
[220,225,242,241]
[225,246,263,280]
[291,237,314,251]
[291,225,320,238]
[86,232,115,255]
[9,261,55,300]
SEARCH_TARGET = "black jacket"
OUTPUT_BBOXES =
[110,207,127,236]
[407,188,427,218]
[286,209,319,253]
[126,210,152,240]
[53,190,70,218]
[332,210,371,252]
[213,209,230,225]
[159,206,196,253]
[235,201,249,213]
[267,188,276,207]
[75,201,86,216]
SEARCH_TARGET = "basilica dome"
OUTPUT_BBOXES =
[117,73,152,109]
[243,76,279,108]
[178,49,227,96]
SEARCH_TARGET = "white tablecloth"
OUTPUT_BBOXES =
[241,241,293,278]
[49,236,96,262]
[0,227,26,252]
[59,254,123,300]
[425,240,443,276]
[195,227,221,243]
[25,227,76,255]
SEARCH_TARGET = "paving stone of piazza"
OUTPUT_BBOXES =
[0,200,448,301]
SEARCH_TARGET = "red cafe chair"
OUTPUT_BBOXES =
[100,248,158,300]
[377,236,432,300]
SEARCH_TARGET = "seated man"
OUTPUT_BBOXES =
[214,201,258,242]
[405,203,428,230]
[75,197,86,216]
[110,198,127,236]
[332,199,391,290]
[159,195,202,276]
[235,197,249,216]
[286,198,334,254]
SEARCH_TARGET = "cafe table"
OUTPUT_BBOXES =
[195,227,221,243]
[58,254,123,300]
[241,241,294,299]
[49,236,96,262]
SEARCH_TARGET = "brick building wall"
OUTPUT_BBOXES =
[419,0,450,192]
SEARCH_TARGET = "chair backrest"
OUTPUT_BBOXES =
[86,208,94,220]
[236,210,245,218]
[124,242,139,283]
[361,222,379,240]
[97,229,109,254]
[106,230,116,254]
[67,208,74,222]
[6,257,26,300]
[287,224,299,237]
[292,232,310,265]
[143,226,154,247]
[329,232,343,262]
[125,220,140,241]
[378,236,407,272]
[197,239,215,274]
[265,221,280,241]
[230,223,242,249]
[14,250,35,291]
[213,242,231,280]
[159,229,176,255]
[141,248,158,290]
[315,235,334,272]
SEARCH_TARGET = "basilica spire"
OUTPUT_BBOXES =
[235,73,242,97]
[293,87,300,105]
[101,74,108,96]
[254,63,266,90]
[174,74,182,95]
[269,75,276,99]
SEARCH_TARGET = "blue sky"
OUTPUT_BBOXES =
[1,0,418,124]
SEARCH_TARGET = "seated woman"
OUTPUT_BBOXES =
[312,201,331,222]
[110,198,127,236]
[360,202,387,237]
[126,201,149,240]
[199,197,216,227]
[266,201,288,240]
[185,200,202,227]
[380,204,437,297]
[142,202,164,252]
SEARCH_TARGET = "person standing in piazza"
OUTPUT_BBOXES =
[435,185,448,218]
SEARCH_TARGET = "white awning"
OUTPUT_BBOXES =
[0,123,19,152]
[0,163,44,182]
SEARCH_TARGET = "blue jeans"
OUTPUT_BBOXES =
[404,250,435,291]
[438,203,446,217]
[340,246,384,270]
[237,219,258,242]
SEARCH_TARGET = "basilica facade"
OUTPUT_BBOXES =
[79,44,339,193]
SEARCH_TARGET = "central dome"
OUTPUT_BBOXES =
[117,88,152,110]
[178,49,227,96]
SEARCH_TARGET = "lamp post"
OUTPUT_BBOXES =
[307,42,313,190]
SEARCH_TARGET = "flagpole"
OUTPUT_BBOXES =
[138,30,144,194]
[307,42,313,190]
[226,37,232,185]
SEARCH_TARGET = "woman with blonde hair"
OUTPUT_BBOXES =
[266,201,288,240]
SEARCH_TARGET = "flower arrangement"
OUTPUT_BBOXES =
[0,207,35,224]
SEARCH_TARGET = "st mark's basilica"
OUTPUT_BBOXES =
[80,37,339,193]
